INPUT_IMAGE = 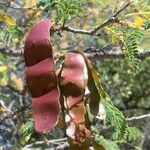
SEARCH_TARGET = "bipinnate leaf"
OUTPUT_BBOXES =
[24,19,60,133]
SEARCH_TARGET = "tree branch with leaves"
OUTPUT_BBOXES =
[0,0,150,149]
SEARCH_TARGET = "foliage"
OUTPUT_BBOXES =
[102,98,127,140]
[19,121,34,145]
[123,31,143,71]
[144,21,150,30]
[124,127,143,141]
[97,98,143,146]
[87,60,143,147]
[91,126,119,150]
[0,0,150,149]
[0,26,23,46]
[38,0,84,21]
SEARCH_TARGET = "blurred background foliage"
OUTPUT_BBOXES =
[0,0,150,149]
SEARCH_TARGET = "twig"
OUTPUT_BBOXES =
[50,142,69,150]
[125,12,150,18]
[91,2,131,34]
[0,46,150,60]
[96,113,150,122]
[0,105,30,124]
[84,47,150,60]
[59,2,131,36]
[0,47,23,57]
[0,1,37,10]
[62,26,92,35]
[23,113,150,149]
[127,113,150,121]
[22,138,67,149]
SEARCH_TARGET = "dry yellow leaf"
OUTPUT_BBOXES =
[25,0,40,16]
[25,0,37,7]
[11,74,24,91]
[111,33,118,44]
[0,101,9,115]
[0,12,16,27]
[133,16,144,27]
[0,105,6,114]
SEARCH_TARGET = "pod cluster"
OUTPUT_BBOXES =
[24,19,101,149]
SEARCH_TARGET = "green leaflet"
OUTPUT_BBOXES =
[144,20,150,30]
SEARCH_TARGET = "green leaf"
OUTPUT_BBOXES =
[124,31,143,71]
[124,127,143,141]
[101,98,127,140]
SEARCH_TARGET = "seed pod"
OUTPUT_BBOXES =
[60,52,91,149]
[24,19,60,133]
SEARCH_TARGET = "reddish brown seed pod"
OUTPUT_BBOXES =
[24,19,60,133]
[60,52,91,148]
